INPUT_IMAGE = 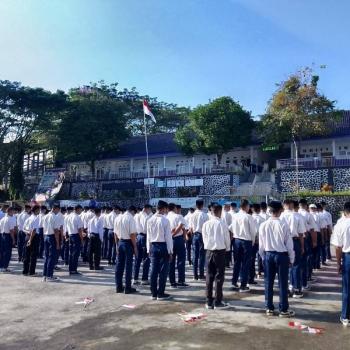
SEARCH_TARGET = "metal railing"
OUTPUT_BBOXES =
[277,156,350,170]
[68,165,245,182]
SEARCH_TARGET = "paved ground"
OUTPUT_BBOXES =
[0,252,349,350]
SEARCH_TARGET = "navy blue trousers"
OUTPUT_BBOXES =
[169,235,186,284]
[107,230,116,264]
[17,230,26,261]
[342,253,350,320]
[115,240,133,290]
[1,233,13,269]
[134,233,150,281]
[232,239,252,287]
[290,239,302,291]
[150,242,169,297]
[192,232,205,278]
[43,235,57,278]
[264,251,289,312]
[69,234,81,272]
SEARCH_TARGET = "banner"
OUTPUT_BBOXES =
[34,168,65,202]
[149,197,200,208]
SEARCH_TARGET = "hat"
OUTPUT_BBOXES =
[309,204,317,209]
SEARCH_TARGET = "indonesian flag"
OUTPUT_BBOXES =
[143,100,156,123]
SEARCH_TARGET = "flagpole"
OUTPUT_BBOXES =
[143,111,151,202]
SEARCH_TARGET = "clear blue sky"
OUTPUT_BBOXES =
[0,0,349,116]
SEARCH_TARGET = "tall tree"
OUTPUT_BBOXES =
[80,82,190,135]
[260,67,340,150]
[0,80,67,199]
[55,87,129,176]
[175,97,254,164]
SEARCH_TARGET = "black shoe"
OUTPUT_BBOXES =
[95,266,104,270]
[249,281,258,285]
[125,288,138,294]
[116,287,125,293]
[239,286,250,293]
[231,283,239,290]
[205,303,214,309]
[177,282,190,288]
[89,267,94,270]
[170,284,178,289]
[157,293,172,301]
[199,276,206,281]
[214,302,230,309]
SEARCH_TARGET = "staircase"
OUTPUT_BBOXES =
[232,172,281,200]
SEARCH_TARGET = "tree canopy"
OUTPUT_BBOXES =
[260,67,340,148]
[175,97,254,164]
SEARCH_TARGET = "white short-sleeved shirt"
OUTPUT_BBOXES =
[259,217,295,264]
[88,216,104,240]
[229,210,257,242]
[280,209,306,238]
[43,212,61,235]
[184,212,193,230]
[106,211,119,230]
[298,208,317,232]
[189,209,209,233]
[322,210,333,228]
[24,215,40,234]
[114,211,137,240]
[0,215,16,234]
[66,212,84,235]
[137,211,152,234]
[331,217,350,252]
[202,217,231,251]
[221,210,232,227]
[146,213,173,254]
[56,212,65,230]
[17,211,30,231]
[167,211,186,238]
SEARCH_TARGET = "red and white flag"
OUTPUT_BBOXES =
[143,100,156,123]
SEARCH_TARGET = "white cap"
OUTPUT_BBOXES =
[309,204,317,209]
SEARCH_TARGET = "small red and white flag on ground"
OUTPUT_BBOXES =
[143,100,156,123]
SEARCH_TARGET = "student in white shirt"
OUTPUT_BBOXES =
[88,208,104,271]
[321,201,333,262]
[259,201,295,318]
[229,199,256,292]
[167,203,188,288]
[331,201,350,326]
[42,204,61,281]
[309,204,322,270]
[202,204,231,309]
[260,202,270,221]
[0,207,16,272]
[37,206,48,259]
[114,206,138,294]
[16,204,31,262]
[62,207,73,266]
[184,208,194,266]
[66,205,84,275]
[101,207,112,260]
[249,203,265,284]
[299,199,317,285]
[222,203,233,268]
[133,204,153,285]
[147,200,173,300]
[189,199,209,280]
[107,206,120,265]
[22,206,41,276]
[317,203,329,267]
[81,207,94,263]
[280,199,306,298]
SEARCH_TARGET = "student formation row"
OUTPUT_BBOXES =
[0,198,349,326]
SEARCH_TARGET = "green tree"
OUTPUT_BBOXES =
[175,97,254,164]
[260,67,340,150]
[0,80,67,199]
[55,87,129,176]
[80,82,190,135]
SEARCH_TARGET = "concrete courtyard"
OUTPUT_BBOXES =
[0,253,349,350]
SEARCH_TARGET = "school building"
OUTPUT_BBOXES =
[24,111,350,207]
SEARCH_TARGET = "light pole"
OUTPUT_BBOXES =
[293,136,299,194]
